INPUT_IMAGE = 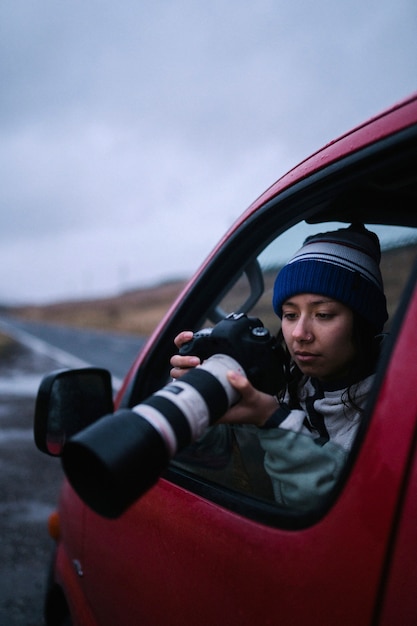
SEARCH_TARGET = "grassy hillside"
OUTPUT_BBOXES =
[8,243,417,337]
[9,280,186,336]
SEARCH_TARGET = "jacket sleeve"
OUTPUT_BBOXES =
[257,419,347,510]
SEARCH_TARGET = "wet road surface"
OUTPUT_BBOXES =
[0,337,65,625]
[0,317,146,386]
[0,322,146,625]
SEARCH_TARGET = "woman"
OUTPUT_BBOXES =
[170,223,388,510]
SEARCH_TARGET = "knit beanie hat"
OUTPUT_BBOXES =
[272,223,388,333]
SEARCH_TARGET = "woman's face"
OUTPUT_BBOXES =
[281,293,357,382]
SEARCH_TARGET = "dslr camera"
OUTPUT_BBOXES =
[62,313,285,518]
[179,312,284,395]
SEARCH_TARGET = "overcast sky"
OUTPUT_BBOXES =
[1,0,416,305]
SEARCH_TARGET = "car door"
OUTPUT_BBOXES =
[376,357,417,626]
[76,109,417,625]
[77,236,417,626]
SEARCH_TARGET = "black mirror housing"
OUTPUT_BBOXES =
[34,367,114,456]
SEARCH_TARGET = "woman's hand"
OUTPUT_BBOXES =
[219,369,279,428]
[170,331,201,379]
[170,332,279,427]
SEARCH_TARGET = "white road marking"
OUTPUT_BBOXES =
[0,319,123,389]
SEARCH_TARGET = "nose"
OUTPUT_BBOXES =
[291,316,313,343]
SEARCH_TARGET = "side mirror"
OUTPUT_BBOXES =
[34,368,114,456]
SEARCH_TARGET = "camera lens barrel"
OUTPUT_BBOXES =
[62,354,243,518]
[137,354,242,455]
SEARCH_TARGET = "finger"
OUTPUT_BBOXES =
[170,366,186,379]
[174,331,194,348]
[170,359,200,379]
[170,354,200,369]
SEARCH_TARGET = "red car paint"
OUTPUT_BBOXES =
[37,93,417,625]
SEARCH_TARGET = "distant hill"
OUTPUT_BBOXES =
[8,280,187,337]
[7,243,417,337]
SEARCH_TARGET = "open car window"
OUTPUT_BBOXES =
[122,123,417,527]
[170,222,417,516]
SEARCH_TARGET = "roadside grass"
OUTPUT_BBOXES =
[0,333,16,352]
[8,280,186,337]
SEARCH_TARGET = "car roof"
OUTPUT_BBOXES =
[248,92,417,215]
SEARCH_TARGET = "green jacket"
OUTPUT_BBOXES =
[257,375,374,510]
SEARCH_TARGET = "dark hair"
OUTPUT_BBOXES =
[343,314,381,413]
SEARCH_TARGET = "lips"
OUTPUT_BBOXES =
[294,351,320,363]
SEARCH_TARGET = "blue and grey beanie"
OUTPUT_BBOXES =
[272,223,388,333]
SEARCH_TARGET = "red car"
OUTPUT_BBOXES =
[35,92,417,625]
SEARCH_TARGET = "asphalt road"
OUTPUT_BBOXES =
[0,319,146,626]
[0,317,146,385]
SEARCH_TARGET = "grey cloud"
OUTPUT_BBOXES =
[0,0,416,302]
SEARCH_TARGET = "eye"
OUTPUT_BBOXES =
[316,312,335,320]
[282,311,298,320]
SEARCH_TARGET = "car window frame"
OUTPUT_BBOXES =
[120,124,417,528]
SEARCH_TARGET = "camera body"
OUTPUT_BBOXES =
[180,312,284,395]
